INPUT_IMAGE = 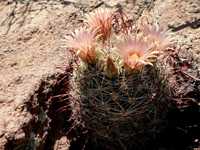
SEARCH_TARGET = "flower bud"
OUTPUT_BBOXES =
[104,56,118,78]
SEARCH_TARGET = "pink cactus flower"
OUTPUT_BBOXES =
[116,33,159,71]
[142,23,173,51]
[67,27,96,64]
[85,8,113,38]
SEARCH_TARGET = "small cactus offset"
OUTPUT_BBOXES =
[64,8,194,150]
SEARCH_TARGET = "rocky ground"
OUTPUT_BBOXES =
[0,0,200,150]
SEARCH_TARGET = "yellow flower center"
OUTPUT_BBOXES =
[130,54,139,60]
[80,43,84,46]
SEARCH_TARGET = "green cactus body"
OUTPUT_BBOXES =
[69,59,174,149]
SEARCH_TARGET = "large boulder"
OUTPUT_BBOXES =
[0,1,82,149]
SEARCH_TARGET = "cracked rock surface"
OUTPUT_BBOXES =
[142,0,200,78]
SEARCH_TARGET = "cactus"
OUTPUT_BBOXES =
[63,9,195,150]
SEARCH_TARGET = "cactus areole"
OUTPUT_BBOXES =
[63,8,194,150]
